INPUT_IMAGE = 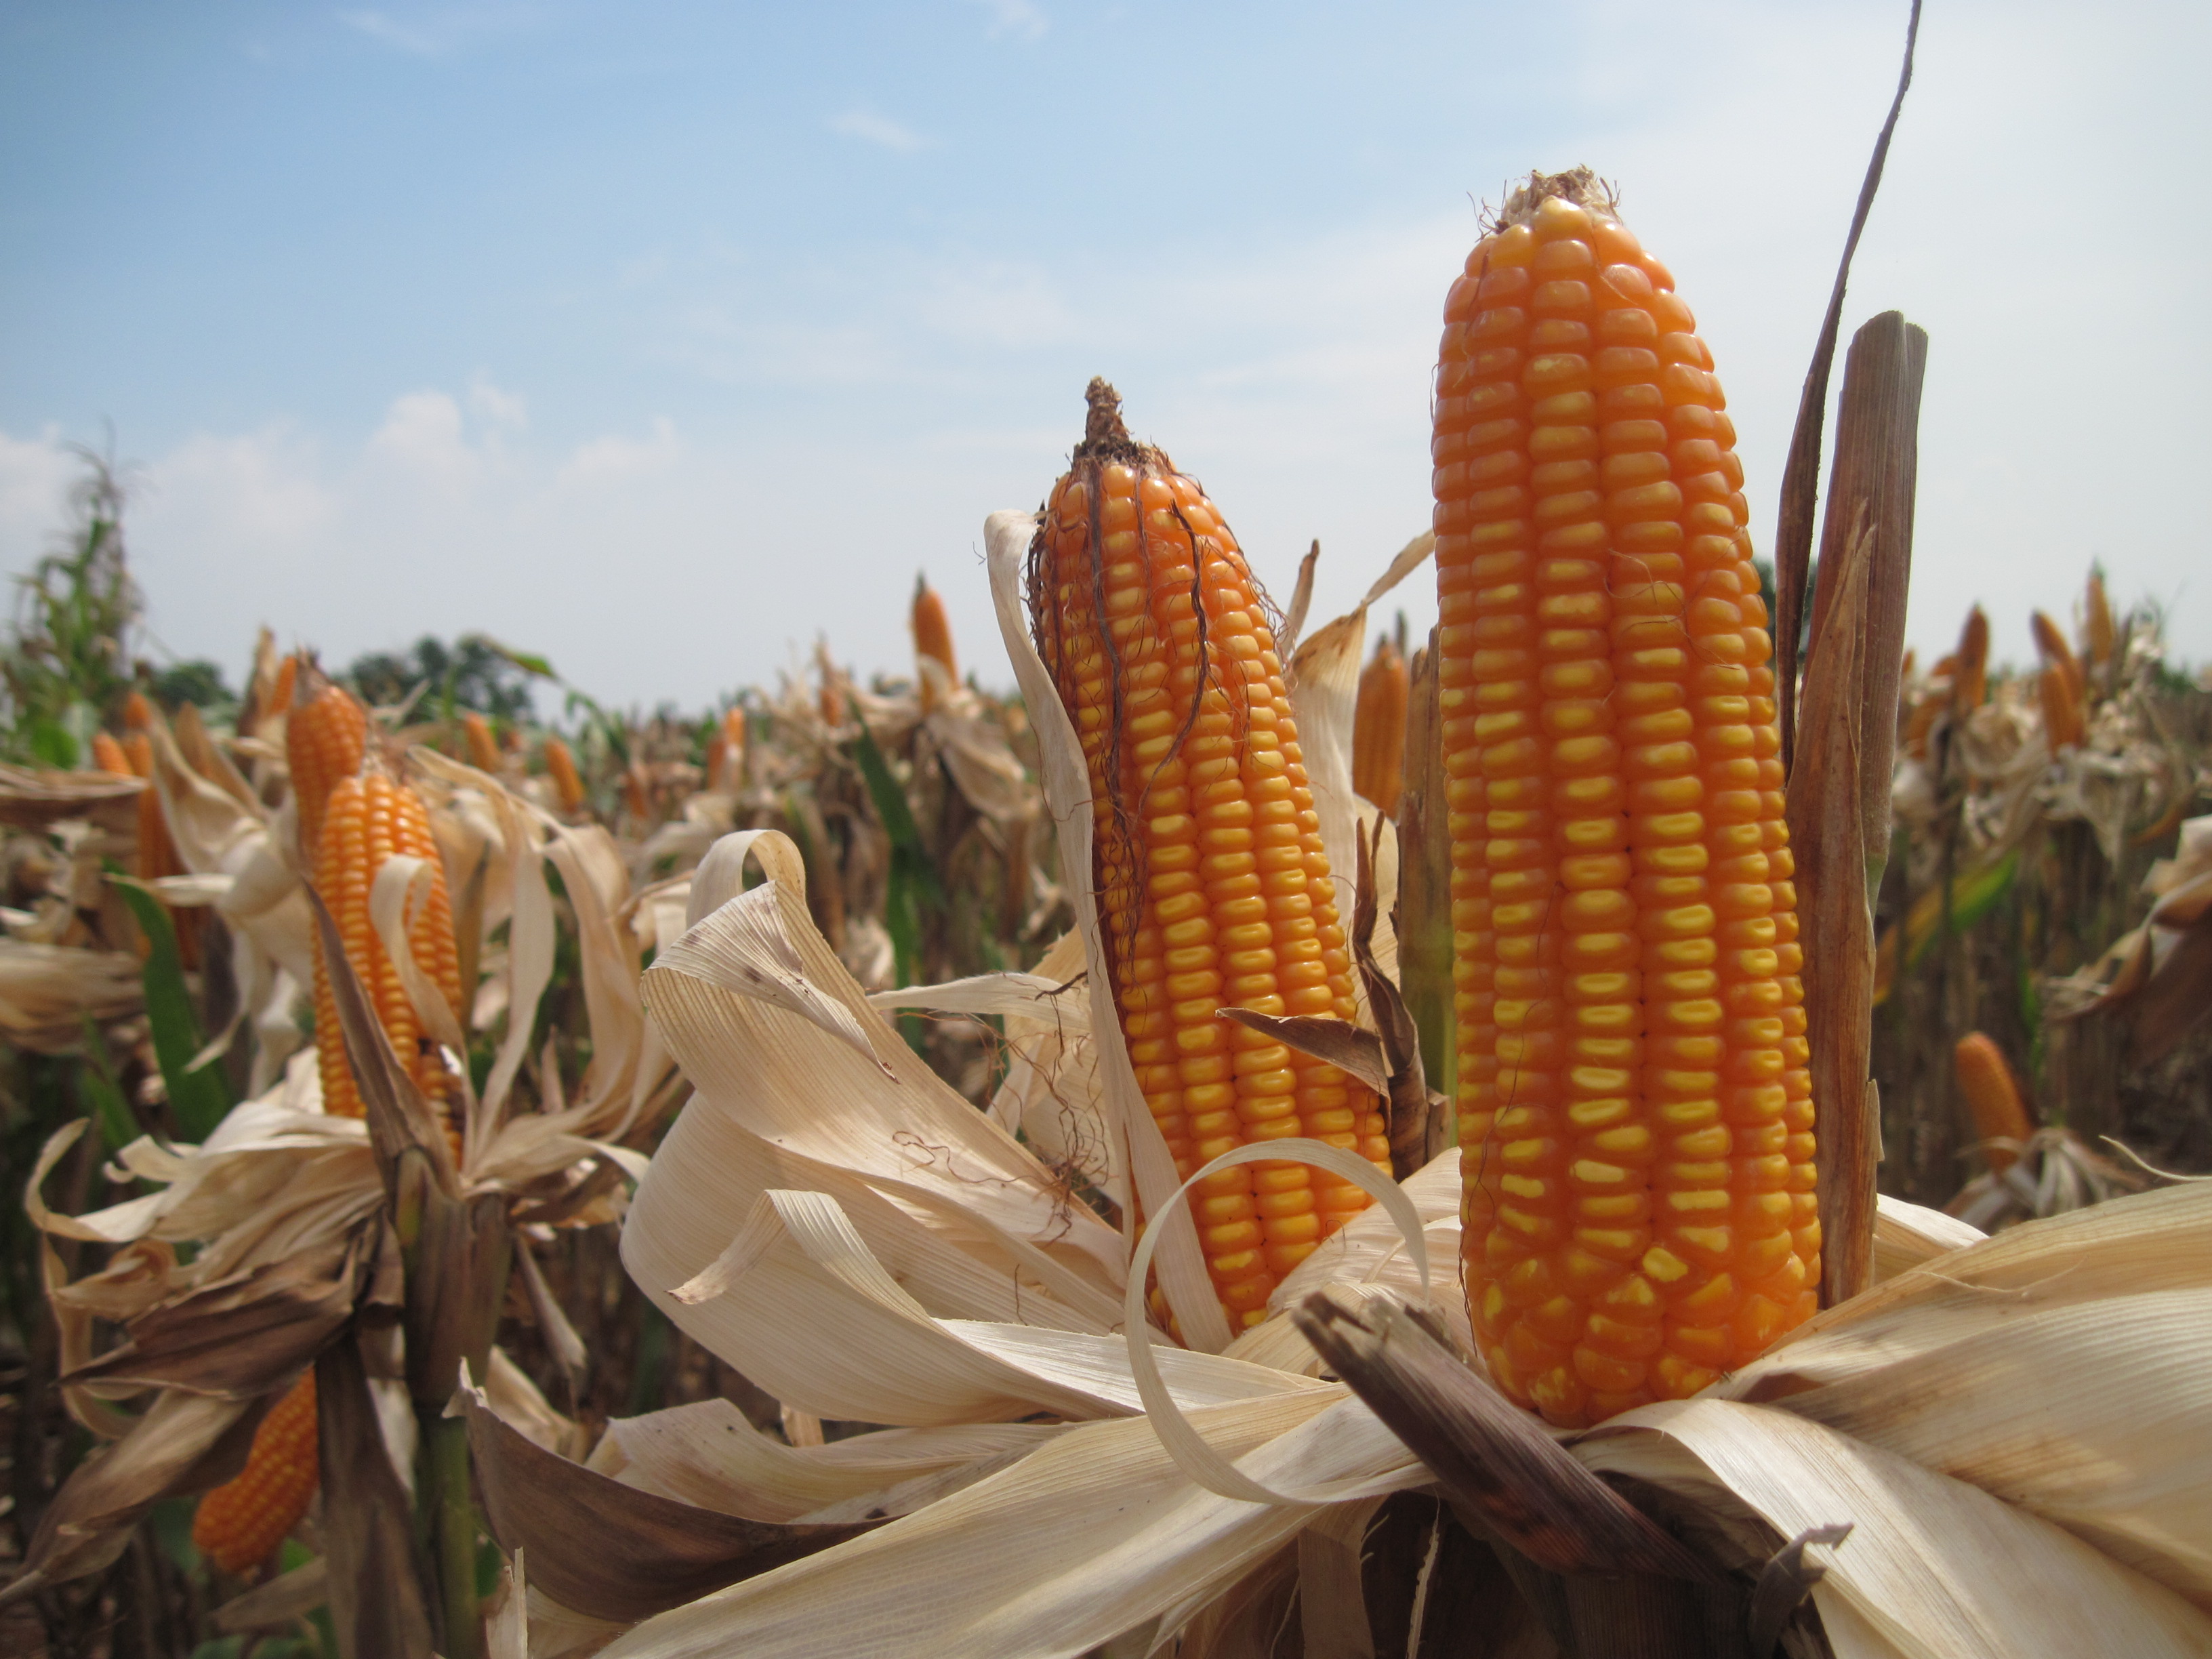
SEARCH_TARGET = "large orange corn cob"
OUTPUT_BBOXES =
[1027,380,1389,1329]
[287,666,369,866]
[312,770,466,1127]
[544,736,586,814]
[192,1370,318,1574]
[1952,1032,2033,1176]
[462,711,501,773]
[1434,171,1818,1427]
[913,575,957,712]
[1353,632,1411,817]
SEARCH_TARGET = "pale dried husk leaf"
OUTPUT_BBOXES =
[595,1390,1424,1659]
[1579,1399,2212,1658]
[984,508,1227,1350]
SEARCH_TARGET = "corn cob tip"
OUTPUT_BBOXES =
[1076,377,1145,462]
[1494,166,1618,231]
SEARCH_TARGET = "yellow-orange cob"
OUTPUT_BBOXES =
[116,719,196,966]
[544,737,586,814]
[1952,1032,2034,1175]
[462,711,501,773]
[1353,632,1411,817]
[2031,611,2085,708]
[913,575,957,712]
[192,1370,318,1575]
[287,667,369,867]
[1027,380,1389,1329]
[2084,569,2115,670]
[724,706,747,786]
[311,770,466,1130]
[1433,171,1818,1427]
[2039,665,2085,752]
[1952,605,1990,719]
[89,731,131,776]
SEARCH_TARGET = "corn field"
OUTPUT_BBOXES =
[5,26,2212,1659]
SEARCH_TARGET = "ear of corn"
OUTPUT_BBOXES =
[721,707,745,789]
[1951,606,1989,719]
[1027,378,1389,1328]
[89,731,131,776]
[2084,569,2115,670]
[117,722,195,966]
[544,737,585,814]
[1353,634,1411,817]
[311,769,466,1136]
[287,668,369,865]
[191,1370,318,1575]
[1952,1032,2033,1176]
[914,575,957,712]
[462,711,501,773]
[1433,171,1818,1427]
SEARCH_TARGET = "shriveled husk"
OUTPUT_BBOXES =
[568,510,2212,1658]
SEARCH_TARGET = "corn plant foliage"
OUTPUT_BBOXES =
[548,516,2212,1657]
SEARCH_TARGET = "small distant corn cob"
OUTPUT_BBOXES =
[914,575,957,712]
[1433,170,1817,1427]
[2039,665,2085,752]
[544,737,585,814]
[708,706,746,792]
[1952,1032,2034,1175]
[312,769,466,1133]
[1951,605,1989,719]
[1027,378,1389,1330]
[287,666,369,865]
[2032,606,2086,752]
[462,711,501,773]
[2031,610,2085,701]
[192,1370,318,1575]
[623,761,651,822]
[116,705,194,964]
[1353,633,1411,817]
[89,731,131,776]
[2084,568,2116,671]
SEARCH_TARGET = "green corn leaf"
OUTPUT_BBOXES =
[112,878,234,1140]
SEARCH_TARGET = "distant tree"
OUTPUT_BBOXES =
[150,658,234,712]
[343,634,535,721]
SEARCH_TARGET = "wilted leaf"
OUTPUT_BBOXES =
[459,1374,869,1623]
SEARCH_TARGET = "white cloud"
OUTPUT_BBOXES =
[966,0,1046,41]
[337,3,540,58]
[828,108,926,152]
[467,376,529,429]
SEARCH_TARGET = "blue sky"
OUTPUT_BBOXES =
[3,1,2207,710]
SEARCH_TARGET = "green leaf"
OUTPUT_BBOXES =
[846,699,941,1035]
[26,712,79,769]
[77,1017,140,1155]
[483,638,558,680]
[112,878,233,1139]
